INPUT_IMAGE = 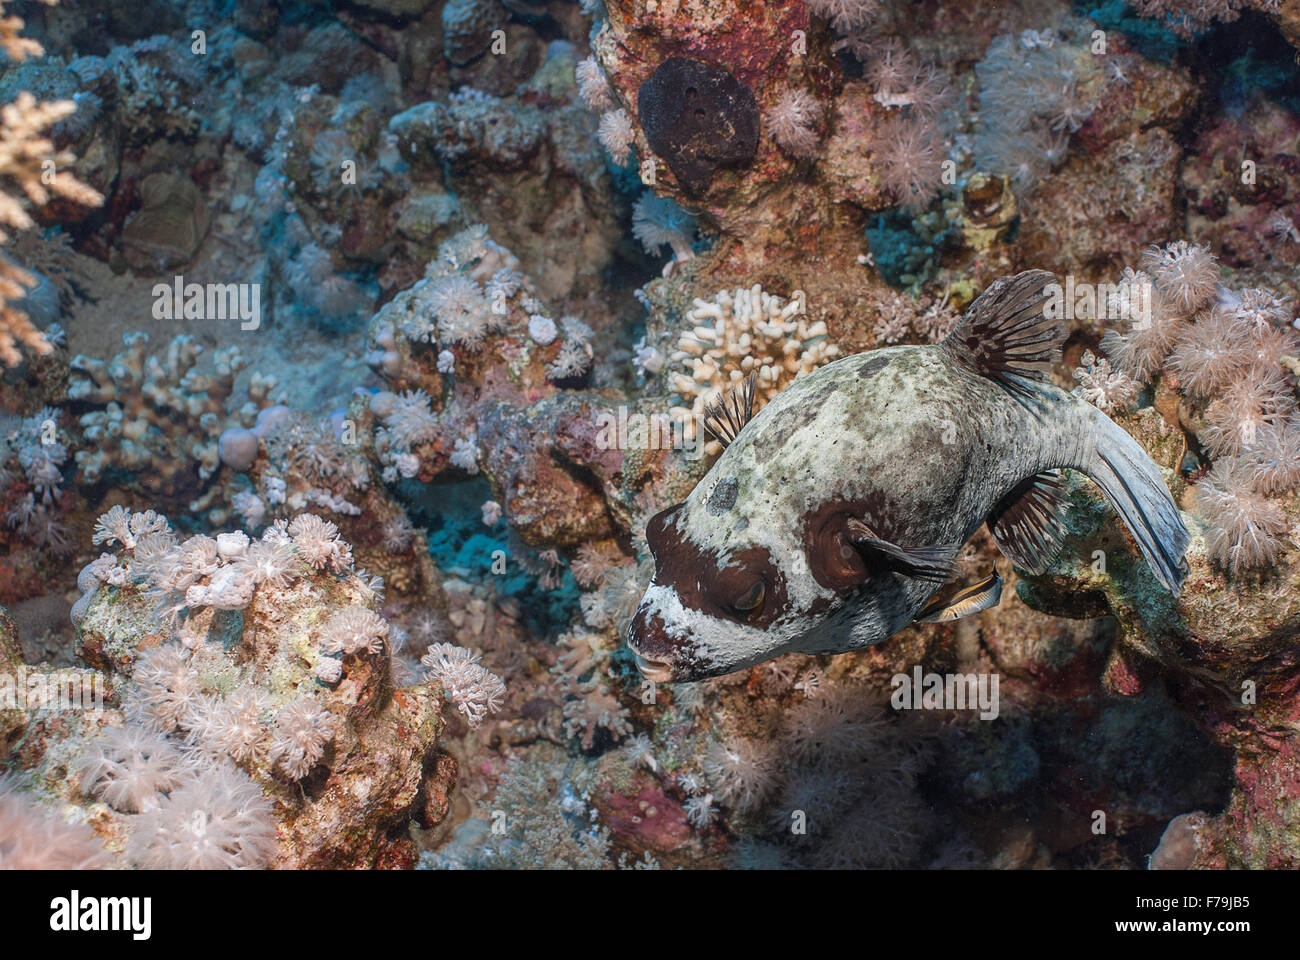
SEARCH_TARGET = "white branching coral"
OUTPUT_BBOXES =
[420,642,506,727]
[665,286,839,442]
[269,698,335,780]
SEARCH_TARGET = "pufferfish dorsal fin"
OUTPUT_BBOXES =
[703,371,758,448]
[915,570,1004,623]
[942,269,1064,394]
[845,518,957,584]
[987,470,1070,574]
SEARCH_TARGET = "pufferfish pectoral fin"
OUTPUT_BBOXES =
[915,571,1004,623]
[844,518,957,584]
[987,470,1071,574]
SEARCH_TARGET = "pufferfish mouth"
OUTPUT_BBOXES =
[633,653,674,683]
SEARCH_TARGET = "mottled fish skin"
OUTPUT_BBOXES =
[627,287,1189,683]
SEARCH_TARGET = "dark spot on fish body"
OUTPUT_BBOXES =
[858,354,890,379]
[707,476,739,515]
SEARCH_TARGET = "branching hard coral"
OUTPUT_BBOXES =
[767,89,821,157]
[664,286,838,443]
[126,761,277,869]
[1192,458,1288,573]
[75,725,186,813]
[71,333,273,497]
[0,774,109,869]
[0,0,103,366]
[420,642,506,728]
[269,699,335,781]
[874,114,945,211]
[1,406,74,550]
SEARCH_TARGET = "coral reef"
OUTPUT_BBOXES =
[0,0,1299,876]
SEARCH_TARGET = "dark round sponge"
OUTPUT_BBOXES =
[637,57,760,192]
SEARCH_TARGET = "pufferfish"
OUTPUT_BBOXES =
[627,270,1189,683]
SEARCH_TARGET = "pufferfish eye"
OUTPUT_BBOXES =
[732,580,765,617]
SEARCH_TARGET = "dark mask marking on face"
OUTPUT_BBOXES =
[802,492,910,593]
[707,476,739,515]
[643,501,790,629]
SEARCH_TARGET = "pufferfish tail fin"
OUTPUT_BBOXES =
[1083,411,1191,593]
[942,269,1064,396]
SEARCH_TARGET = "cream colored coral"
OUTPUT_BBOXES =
[0,0,52,64]
[666,285,840,445]
[0,1,104,366]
